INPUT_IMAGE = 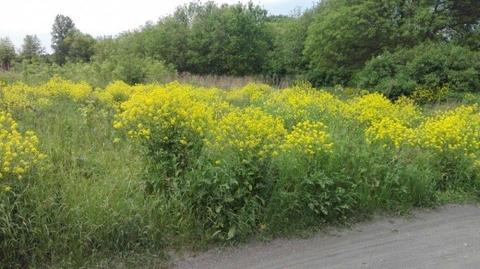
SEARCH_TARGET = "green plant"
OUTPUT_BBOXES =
[356,42,480,98]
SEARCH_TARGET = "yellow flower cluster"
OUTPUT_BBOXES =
[418,105,480,156]
[0,76,93,110]
[114,82,217,142]
[40,76,93,102]
[345,94,424,150]
[344,93,421,125]
[0,111,45,181]
[208,107,287,159]
[365,104,480,160]
[264,88,343,124]
[281,120,333,155]
[113,82,339,162]
[365,117,416,149]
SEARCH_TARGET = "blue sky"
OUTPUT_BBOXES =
[0,0,316,52]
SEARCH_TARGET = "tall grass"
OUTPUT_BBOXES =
[1,99,172,267]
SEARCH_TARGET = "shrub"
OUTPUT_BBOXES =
[356,42,480,98]
[0,57,176,88]
[0,111,46,266]
[190,108,287,240]
[417,105,480,189]
[113,82,222,189]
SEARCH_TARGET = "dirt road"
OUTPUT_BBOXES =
[173,204,480,269]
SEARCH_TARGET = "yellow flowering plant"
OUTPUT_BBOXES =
[0,76,94,111]
[114,82,217,178]
[280,120,333,156]
[206,107,287,162]
[263,88,343,127]
[343,93,422,126]
[224,83,273,107]
[96,80,134,105]
[0,111,45,189]
[365,117,416,149]
[418,105,480,157]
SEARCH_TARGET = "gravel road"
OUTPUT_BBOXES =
[173,204,480,269]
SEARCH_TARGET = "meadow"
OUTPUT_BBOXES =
[1,77,480,268]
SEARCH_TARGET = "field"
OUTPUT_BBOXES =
[1,77,480,267]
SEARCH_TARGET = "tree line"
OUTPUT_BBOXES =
[1,0,479,96]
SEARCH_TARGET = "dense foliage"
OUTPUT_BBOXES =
[1,1,479,95]
[0,38,16,70]
[356,42,480,98]
[121,2,272,76]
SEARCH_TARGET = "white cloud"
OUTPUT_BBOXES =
[0,0,315,51]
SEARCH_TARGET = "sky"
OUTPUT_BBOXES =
[0,0,316,52]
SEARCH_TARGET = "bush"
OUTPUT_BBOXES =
[0,58,176,87]
[113,82,221,190]
[356,43,480,98]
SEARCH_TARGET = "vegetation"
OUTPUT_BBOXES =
[19,35,44,62]
[1,0,478,94]
[356,42,480,98]
[1,78,479,267]
[0,38,16,70]
[0,0,479,268]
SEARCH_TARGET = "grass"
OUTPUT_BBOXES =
[1,100,170,267]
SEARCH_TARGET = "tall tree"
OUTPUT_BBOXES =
[20,35,44,61]
[51,14,76,65]
[265,8,316,77]
[186,2,271,75]
[0,37,16,70]
[444,0,480,49]
[304,0,480,86]
[64,30,96,62]
[125,2,271,76]
[304,0,418,85]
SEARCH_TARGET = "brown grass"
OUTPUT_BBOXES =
[164,72,293,89]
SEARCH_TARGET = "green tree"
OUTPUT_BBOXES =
[186,2,271,75]
[51,14,76,65]
[20,35,44,61]
[304,0,417,85]
[444,0,480,49]
[265,8,315,77]
[125,1,271,76]
[304,0,480,86]
[356,42,480,97]
[64,31,96,62]
[139,13,192,72]
[0,37,16,70]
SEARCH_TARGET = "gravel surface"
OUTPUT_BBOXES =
[173,204,480,269]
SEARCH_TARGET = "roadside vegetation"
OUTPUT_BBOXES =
[0,0,479,268]
[1,78,479,267]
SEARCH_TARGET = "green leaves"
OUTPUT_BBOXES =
[0,38,16,71]
[357,42,480,98]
